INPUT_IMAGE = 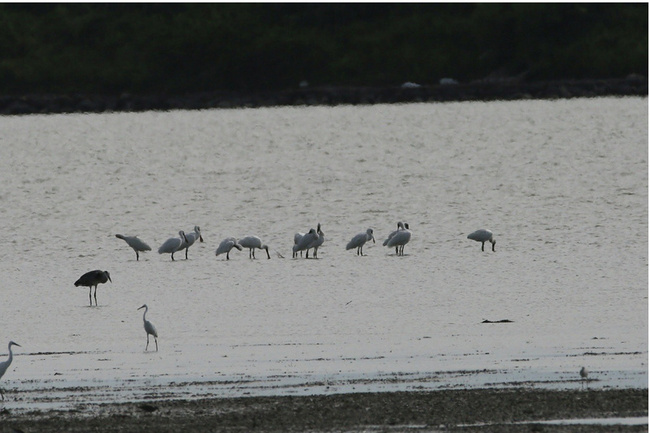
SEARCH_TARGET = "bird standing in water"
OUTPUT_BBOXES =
[138,304,158,352]
[75,270,112,306]
[0,341,21,400]
[115,234,151,261]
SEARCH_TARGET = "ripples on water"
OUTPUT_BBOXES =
[0,97,646,409]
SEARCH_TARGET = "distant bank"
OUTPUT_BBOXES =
[1,76,646,115]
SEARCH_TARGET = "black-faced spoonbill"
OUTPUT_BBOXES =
[75,270,111,306]
[346,228,375,256]
[158,231,189,261]
[293,228,318,258]
[386,223,411,256]
[216,237,243,260]
[293,232,305,258]
[238,236,271,259]
[115,234,151,261]
[138,304,158,351]
[180,226,204,259]
[383,222,404,254]
[467,229,496,252]
[0,341,20,400]
[308,223,325,258]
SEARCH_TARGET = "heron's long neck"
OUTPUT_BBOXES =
[6,344,13,365]
[142,308,148,322]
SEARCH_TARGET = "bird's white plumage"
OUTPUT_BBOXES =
[158,231,189,260]
[386,224,411,256]
[293,228,318,257]
[216,237,243,259]
[467,229,496,251]
[0,341,21,399]
[138,304,158,351]
[238,236,271,259]
[116,234,151,261]
[382,222,404,246]
[346,228,375,255]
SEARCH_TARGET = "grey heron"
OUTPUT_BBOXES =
[346,228,375,256]
[238,236,271,259]
[216,237,243,260]
[0,341,20,400]
[115,234,151,261]
[467,229,496,252]
[158,231,189,261]
[138,304,158,352]
[75,270,111,306]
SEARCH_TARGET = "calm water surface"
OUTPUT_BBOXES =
[0,97,646,411]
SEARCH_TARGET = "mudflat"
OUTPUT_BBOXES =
[1,388,646,432]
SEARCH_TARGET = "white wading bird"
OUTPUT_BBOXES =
[238,236,271,259]
[467,229,496,252]
[386,223,411,256]
[158,231,189,261]
[115,234,151,261]
[74,270,112,306]
[383,222,404,254]
[216,237,243,260]
[138,304,158,352]
[308,223,325,258]
[0,341,21,400]
[293,232,305,258]
[180,226,204,260]
[293,228,318,258]
[346,228,375,256]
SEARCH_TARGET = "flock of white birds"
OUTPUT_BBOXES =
[0,224,501,399]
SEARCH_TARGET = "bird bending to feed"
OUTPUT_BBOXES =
[216,237,243,260]
[238,236,271,259]
[138,304,158,351]
[385,223,411,256]
[346,228,375,256]
[180,226,204,260]
[0,341,21,400]
[293,228,318,258]
[115,234,151,261]
[158,231,189,261]
[383,221,405,254]
[75,270,111,306]
[467,229,496,252]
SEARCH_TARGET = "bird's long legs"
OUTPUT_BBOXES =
[145,334,150,351]
[136,251,140,261]
[88,288,93,306]
[154,337,158,352]
[93,286,98,306]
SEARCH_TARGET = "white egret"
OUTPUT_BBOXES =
[293,228,318,258]
[115,234,151,261]
[0,341,21,400]
[383,222,405,254]
[386,223,411,256]
[216,237,243,260]
[158,231,189,261]
[467,229,496,252]
[138,304,158,352]
[346,228,375,256]
[238,236,271,259]
[180,226,204,260]
[74,270,111,306]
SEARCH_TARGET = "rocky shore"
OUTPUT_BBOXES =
[0,76,646,115]
[1,388,646,432]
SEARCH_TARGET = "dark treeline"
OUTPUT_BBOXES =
[0,3,647,96]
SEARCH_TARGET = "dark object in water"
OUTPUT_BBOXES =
[482,319,513,323]
[138,403,158,413]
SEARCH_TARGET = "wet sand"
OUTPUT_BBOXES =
[1,388,646,432]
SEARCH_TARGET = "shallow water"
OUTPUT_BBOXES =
[0,97,646,411]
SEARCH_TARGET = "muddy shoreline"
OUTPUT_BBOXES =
[0,76,646,115]
[1,388,646,432]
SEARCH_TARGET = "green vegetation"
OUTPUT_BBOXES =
[0,4,646,95]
